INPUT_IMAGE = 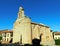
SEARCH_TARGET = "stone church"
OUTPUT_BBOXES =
[13,6,55,46]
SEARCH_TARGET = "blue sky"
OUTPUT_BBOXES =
[0,0,60,32]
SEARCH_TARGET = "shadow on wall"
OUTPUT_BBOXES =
[9,38,13,43]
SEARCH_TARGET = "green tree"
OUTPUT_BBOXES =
[55,39,60,45]
[0,36,2,44]
[0,36,2,41]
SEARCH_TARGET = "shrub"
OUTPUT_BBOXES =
[55,39,60,45]
[0,36,2,41]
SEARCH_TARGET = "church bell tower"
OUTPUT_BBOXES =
[18,6,25,19]
[13,6,32,44]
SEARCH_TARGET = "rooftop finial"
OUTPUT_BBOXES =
[19,6,24,11]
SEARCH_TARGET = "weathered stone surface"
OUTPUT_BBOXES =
[13,6,55,46]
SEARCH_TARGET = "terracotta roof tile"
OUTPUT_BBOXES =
[31,22,49,28]
[54,32,60,35]
[0,30,13,34]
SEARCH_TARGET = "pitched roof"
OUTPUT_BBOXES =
[31,22,49,28]
[0,32,2,34]
[54,32,60,35]
[0,29,13,34]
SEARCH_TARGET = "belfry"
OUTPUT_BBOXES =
[13,6,55,46]
[13,6,32,44]
[18,7,25,19]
